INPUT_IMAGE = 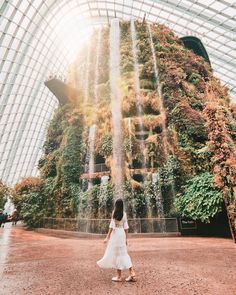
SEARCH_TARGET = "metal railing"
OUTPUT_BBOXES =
[39,217,179,234]
[83,163,110,173]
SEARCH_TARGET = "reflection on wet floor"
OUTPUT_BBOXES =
[0,223,12,276]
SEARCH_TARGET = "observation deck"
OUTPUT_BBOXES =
[44,77,80,104]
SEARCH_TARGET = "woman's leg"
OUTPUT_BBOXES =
[129,267,135,277]
[125,267,136,282]
[117,269,122,279]
[112,269,122,281]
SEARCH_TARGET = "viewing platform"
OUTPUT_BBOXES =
[80,164,158,180]
[81,163,110,179]
[44,78,80,104]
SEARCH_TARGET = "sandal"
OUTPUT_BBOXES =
[112,276,122,282]
[125,275,137,282]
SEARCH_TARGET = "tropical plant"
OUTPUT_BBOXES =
[174,173,224,222]
[11,177,53,228]
[0,180,9,209]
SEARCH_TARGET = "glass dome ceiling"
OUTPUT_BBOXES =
[0,0,235,185]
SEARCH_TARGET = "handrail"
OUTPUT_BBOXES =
[83,163,110,173]
[39,217,179,234]
[41,217,177,221]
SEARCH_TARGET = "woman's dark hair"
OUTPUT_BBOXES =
[112,198,124,221]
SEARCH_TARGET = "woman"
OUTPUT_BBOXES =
[97,198,136,282]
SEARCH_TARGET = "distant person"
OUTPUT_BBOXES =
[0,209,4,227]
[97,198,136,282]
[0,211,8,227]
[11,210,18,226]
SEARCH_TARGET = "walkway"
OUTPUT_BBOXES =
[0,223,235,295]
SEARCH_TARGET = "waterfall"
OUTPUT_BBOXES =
[76,50,86,94]
[84,40,91,103]
[88,124,96,189]
[152,172,166,232]
[127,117,132,156]
[152,173,164,217]
[94,27,102,104]
[127,116,138,229]
[109,19,124,198]
[130,19,146,169]
[147,23,168,158]
[98,175,110,218]
[87,30,101,189]
[131,20,140,96]
[147,23,176,212]
[4,197,14,215]
[81,124,96,226]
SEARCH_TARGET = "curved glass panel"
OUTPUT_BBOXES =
[0,0,235,185]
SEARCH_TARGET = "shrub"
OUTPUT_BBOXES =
[0,180,9,209]
[174,173,223,222]
[11,177,53,228]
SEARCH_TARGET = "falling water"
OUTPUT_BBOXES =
[75,59,81,90]
[147,23,169,158]
[88,124,96,189]
[109,19,124,198]
[82,128,91,192]
[84,40,91,103]
[126,117,138,230]
[147,23,176,212]
[152,173,163,216]
[83,124,96,230]
[131,19,158,225]
[152,172,166,232]
[0,223,11,277]
[127,117,132,156]
[98,175,110,219]
[94,27,102,104]
[130,19,146,169]
[4,197,15,215]
[79,125,96,227]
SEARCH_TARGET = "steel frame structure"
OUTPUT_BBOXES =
[0,0,235,185]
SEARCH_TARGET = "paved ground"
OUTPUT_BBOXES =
[0,223,235,295]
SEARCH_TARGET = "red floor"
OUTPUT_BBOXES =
[0,223,235,295]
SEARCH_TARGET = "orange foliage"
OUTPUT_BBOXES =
[203,97,236,238]
[13,177,44,195]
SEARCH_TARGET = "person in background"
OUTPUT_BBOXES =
[0,209,4,227]
[11,209,18,226]
[0,210,8,227]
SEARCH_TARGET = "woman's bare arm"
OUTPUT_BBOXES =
[125,229,128,245]
[104,228,113,243]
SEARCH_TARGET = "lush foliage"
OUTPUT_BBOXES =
[175,173,223,222]
[12,177,54,228]
[203,98,236,235]
[0,180,9,209]
[79,183,114,218]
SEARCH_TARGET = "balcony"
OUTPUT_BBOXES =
[44,78,79,105]
[81,163,110,179]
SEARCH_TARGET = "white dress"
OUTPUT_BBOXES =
[97,212,133,270]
